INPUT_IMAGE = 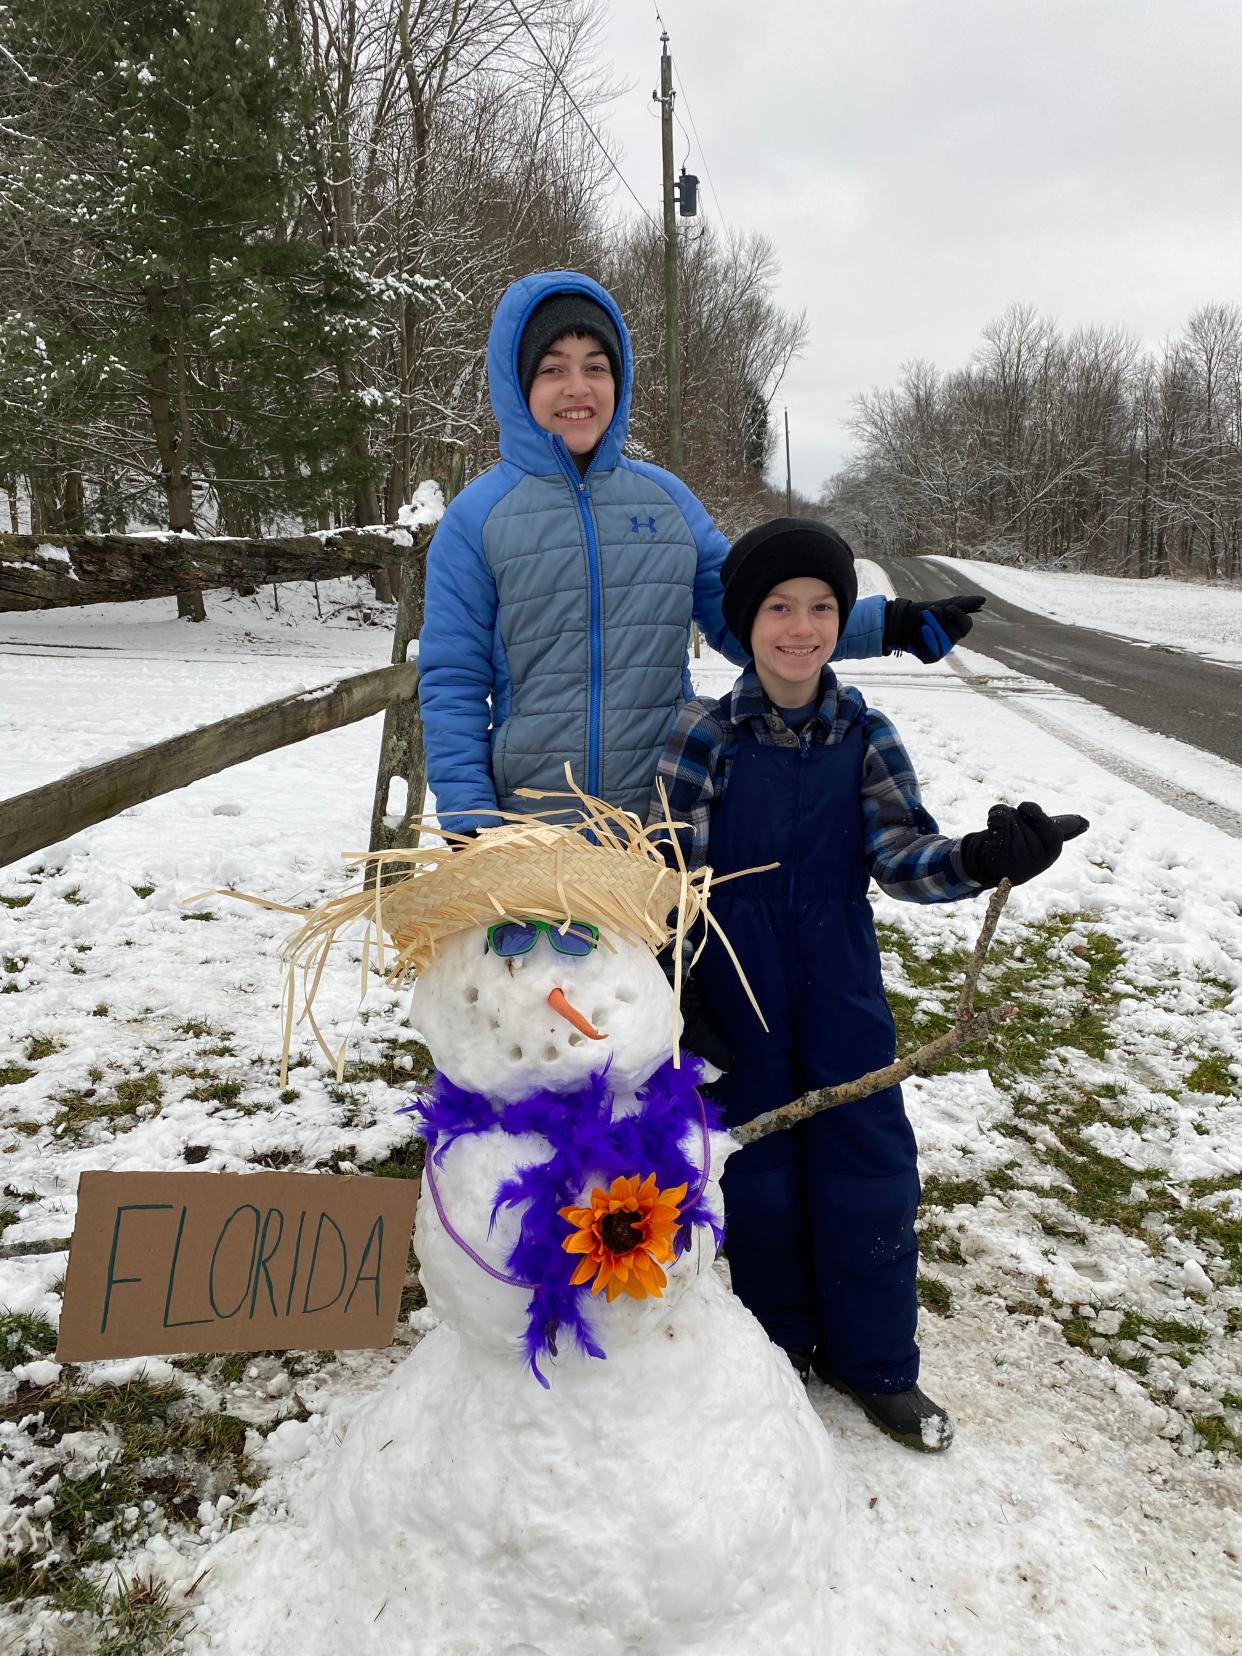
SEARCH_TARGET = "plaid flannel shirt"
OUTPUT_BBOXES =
[651,666,981,903]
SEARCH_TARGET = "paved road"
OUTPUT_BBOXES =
[874,556,1242,769]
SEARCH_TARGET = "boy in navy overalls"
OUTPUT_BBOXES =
[653,519,1087,1450]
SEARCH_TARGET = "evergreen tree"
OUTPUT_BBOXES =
[0,0,394,569]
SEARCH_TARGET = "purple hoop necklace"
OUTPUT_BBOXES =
[420,1085,713,1288]
[400,1058,723,1384]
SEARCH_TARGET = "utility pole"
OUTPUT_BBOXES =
[659,32,683,476]
[784,408,793,514]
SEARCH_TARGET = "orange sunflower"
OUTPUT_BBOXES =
[559,1173,689,1302]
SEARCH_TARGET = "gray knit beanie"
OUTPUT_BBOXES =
[518,293,622,402]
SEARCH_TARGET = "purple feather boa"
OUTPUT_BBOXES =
[399,1058,723,1386]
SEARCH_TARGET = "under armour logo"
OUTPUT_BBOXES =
[629,514,657,536]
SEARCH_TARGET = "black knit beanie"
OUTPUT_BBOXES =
[518,292,622,402]
[721,518,857,653]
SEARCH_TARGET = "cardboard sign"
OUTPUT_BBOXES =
[57,1170,420,1363]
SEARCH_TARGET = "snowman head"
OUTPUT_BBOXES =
[409,917,674,1100]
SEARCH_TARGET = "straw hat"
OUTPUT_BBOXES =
[258,774,766,1080]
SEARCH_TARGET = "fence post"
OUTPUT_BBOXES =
[367,447,466,858]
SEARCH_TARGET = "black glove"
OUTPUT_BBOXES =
[959,802,1089,888]
[883,595,986,663]
[678,975,734,1073]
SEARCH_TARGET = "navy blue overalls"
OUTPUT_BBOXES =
[694,709,922,1393]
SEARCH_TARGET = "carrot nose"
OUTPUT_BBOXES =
[547,986,605,1040]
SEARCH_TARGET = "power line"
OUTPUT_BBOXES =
[672,60,726,223]
[503,0,660,230]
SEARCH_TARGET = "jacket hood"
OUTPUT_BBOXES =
[488,270,633,477]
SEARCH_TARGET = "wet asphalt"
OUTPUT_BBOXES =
[871,556,1242,770]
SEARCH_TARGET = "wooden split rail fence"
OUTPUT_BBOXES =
[0,525,436,871]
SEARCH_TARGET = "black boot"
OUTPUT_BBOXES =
[813,1356,954,1453]
[784,1347,813,1385]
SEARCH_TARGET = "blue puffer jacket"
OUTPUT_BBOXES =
[418,270,887,833]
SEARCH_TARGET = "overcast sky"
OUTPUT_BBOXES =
[592,0,1242,495]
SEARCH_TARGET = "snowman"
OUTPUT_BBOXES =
[191,798,843,1656]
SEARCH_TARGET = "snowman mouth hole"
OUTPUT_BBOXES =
[615,988,636,1004]
[509,1044,524,1062]
[542,1044,559,1061]
[567,1033,586,1048]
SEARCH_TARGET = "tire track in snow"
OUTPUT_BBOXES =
[947,656,1242,840]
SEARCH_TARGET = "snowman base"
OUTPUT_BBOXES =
[193,1271,842,1656]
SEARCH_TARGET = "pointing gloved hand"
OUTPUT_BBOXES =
[959,802,1090,889]
[883,595,987,663]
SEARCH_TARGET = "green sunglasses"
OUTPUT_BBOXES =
[485,919,600,959]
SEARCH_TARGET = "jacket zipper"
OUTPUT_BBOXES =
[559,455,603,797]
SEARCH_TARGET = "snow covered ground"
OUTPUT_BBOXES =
[1,568,1240,1653]
[927,554,1242,667]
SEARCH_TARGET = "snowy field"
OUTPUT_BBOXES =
[1,567,1240,1653]
[929,554,1242,667]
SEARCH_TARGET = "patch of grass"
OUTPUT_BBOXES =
[1200,975,1235,1012]
[921,1174,989,1208]
[1184,1052,1237,1097]
[1,1371,254,1629]
[61,886,87,906]
[249,1147,298,1170]
[916,1216,967,1265]
[113,1072,163,1113]
[279,1087,300,1104]
[0,1064,34,1087]
[0,1310,58,1361]
[337,1037,434,1092]
[97,1573,189,1656]
[885,990,956,1053]
[180,909,217,922]
[186,1078,243,1106]
[20,1378,181,1436]
[3,954,26,973]
[24,1034,62,1062]
[92,1002,110,1017]
[131,884,156,899]
[980,921,1124,1082]
[1191,1415,1242,1459]
[0,892,33,909]
[877,913,1125,1084]
[51,1070,162,1139]
[1015,1095,1242,1279]
[917,1275,953,1317]
[176,1018,218,1039]
[358,1136,425,1181]
[1057,1314,1149,1375]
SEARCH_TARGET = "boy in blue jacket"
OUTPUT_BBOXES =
[653,518,1087,1451]
[418,271,983,834]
